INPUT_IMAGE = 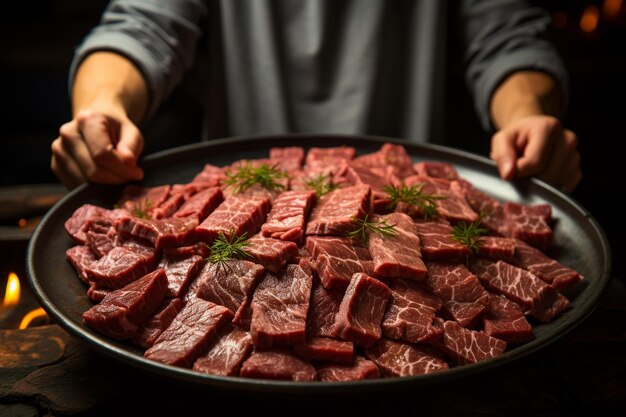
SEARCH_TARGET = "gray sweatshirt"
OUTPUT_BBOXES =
[70,0,568,144]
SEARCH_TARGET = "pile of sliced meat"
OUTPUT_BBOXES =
[65,143,583,382]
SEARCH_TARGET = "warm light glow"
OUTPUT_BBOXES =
[3,272,20,308]
[552,11,568,28]
[18,218,27,228]
[603,0,623,17]
[581,5,600,32]
[19,307,48,329]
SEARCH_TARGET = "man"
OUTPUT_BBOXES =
[51,0,580,192]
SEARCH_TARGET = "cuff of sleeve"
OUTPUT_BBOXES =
[68,31,166,121]
[473,48,570,132]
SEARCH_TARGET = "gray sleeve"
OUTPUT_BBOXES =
[69,0,209,120]
[458,0,569,131]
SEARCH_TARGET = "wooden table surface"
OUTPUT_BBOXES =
[1,276,624,417]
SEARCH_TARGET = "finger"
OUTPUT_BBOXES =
[535,142,569,186]
[59,125,130,185]
[57,121,96,180]
[76,110,125,169]
[51,137,87,190]
[490,129,518,180]
[116,122,145,168]
[515,119,561,177]
[538,129,579,186]
[76,111,144,180]
[59,120,102,178]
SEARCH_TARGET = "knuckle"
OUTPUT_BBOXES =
[84,165,99,182]
[91,146,113,164]
[51,138,63,155]
[544,116,561,131]
[566,131,578,148]
[525,155,544,172]
[76,108,96,123]
[59,122,75,137]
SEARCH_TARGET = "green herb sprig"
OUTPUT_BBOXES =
[207,231,252,264]
[451,220,489,255]
[384,183,445,220]
[131,199,152,219]
[347,214,397,242]
[304,174,339,197]
[223,162,288,194]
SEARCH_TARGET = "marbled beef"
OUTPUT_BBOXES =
[144,298,233,368]
[196,195,271,243]
[173,186,224,221]
[413,219,471,260]
[305,184,371,236]
[382,278,443,344]
[83,268,168,340]
[261,190,316,243]
[306,277,344,337]
[84,244,158,290]
[244,233,299,272]
[483,293,534,344]
[158,254,204,298]
[250,263,313,348]
[192,324,253,376]
[239,349,317,381]
[368,212,427,280]
[470,259,570,322]
[366,339,448,376]
[116,214,199,249]
[132,297,183,348]
[437,320,507,365]
[404,175,479,223]
[293,336,354,364]
[305,236,374,290]
[504,202,553,250]
[315,355,380,382]
[511,240,583,292]
[414,161,459,180]
[425,262,490,328]
[195,259,265,326]
[333,273,391,347]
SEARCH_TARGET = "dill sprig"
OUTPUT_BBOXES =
[223,162,288,194]
[451,220,490,255]
[207,231,252,264]
[347,214,397,242]
[131,199,152,219]
[384,183,445,220]
[303,174,339,197]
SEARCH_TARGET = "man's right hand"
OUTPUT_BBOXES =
[51,109,145,190]
[52,51,150,190]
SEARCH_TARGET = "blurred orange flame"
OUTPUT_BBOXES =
[2,272,20,308]
[603,0,623,17]
[19,307,48,329]
[580,5,600,32]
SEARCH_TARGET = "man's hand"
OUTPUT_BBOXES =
[489,71,581,192]
[51,109,144,190]
[490,115,581,192]
[51,52,149,190]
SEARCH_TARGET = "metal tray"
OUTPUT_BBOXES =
[26,134,612,395]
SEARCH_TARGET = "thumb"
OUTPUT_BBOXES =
[490,130,518,181]
[116,121,145,167]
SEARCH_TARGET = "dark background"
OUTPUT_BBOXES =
[0,0,624,279]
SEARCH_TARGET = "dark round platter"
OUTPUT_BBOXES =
[26,134,612,395]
